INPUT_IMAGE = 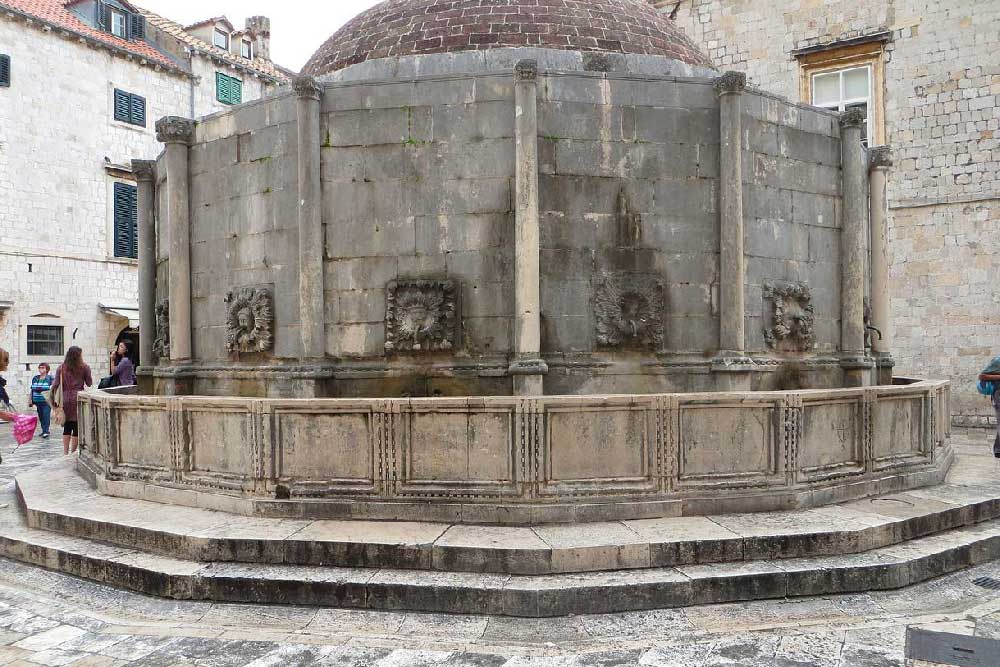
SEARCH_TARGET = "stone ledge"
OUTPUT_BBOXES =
[0,500,998,616]
[14,450,991,576]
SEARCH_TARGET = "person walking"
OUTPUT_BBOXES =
[29,363,54,439]
[978,356,1000,458]
[0,347,11,421]
[108,341,136,387]
[51,346,93,456]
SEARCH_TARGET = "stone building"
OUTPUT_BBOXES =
[0,0,290,402]
[140,0,889,399]
[652,0,1000,423]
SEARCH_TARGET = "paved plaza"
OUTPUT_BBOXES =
[0,427,994,665]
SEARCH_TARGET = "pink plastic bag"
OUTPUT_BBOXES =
[12,414,38,446]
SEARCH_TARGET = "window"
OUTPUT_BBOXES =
[110,9,126,38]
[113,182,138,259]
[0,54,9,87]
[798,40,885,147]
[26,325,64,357]
[113,89,146,126]
[216,72,243,105]
[214,28,230,49]
[812,66,872,145]
[241,39,252,59]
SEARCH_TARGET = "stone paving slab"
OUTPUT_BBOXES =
[16,451,1000,575]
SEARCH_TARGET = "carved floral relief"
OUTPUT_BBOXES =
[385,280,458,354]
[594,274,665,350]
[763,282,815,352]
[224,286,274,355]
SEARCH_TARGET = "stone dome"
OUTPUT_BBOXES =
[304,0,713,77]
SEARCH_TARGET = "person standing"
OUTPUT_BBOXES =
[0,347,11,420]
[978,356,1000,458]
[51,346,93,456]
[108,341,136,387]
[29,364,54,439]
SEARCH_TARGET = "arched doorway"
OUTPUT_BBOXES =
[115,327,140,369]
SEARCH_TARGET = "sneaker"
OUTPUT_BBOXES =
[41,433,49,439]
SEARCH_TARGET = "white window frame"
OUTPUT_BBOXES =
[19,313,69,366]
[214,28,230,49]
[241,39,252,59]
[110,9,127,38]
[811,64,873,146]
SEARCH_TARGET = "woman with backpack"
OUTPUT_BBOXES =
[978,356,1000,458]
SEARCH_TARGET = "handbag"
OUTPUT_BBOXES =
[98,376,118,390]
[50,368,65,426]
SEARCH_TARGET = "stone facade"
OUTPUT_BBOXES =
[0,8,287,404]
[654,0,1000,421]
[150,48,864,398]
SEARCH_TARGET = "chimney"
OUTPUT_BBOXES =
[245,16,270,60]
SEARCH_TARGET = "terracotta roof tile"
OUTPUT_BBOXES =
[0,0,180,71]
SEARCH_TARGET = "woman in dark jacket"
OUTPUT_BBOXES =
[52,346,93,456]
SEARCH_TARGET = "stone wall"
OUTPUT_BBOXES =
[0,15,279,403]
[166,64,853,397]
[78,379,952,523]
[659,0,1000,421]
[319,73,516,398]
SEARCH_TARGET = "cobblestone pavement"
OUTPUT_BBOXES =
[0,424,997,666]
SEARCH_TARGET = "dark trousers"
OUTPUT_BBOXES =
[994,396,1000,458]
[34,402,51,436]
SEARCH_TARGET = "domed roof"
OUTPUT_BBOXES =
[304,0,713,77]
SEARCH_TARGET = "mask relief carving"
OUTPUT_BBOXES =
[225,286,274,355]
[385,280,458,354]
[764,282,815,352]
[594,274,665,350]
[153,300,170,360]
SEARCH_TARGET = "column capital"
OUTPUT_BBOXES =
[839,107,866,129]
[515,59,538,82]
[713,70,746,96]
[155,116,195,145]
[292,75,321,100]
[131,159,156,182]
[868,145,894,170]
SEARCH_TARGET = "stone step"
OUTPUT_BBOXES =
[15,459,1000,575]
[0,495,999,616]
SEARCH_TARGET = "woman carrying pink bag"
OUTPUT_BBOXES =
[1,347,37,452]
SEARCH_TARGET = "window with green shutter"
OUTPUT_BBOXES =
[216,72,243,105]
[0,55,9,87]
[113,89,145,126]
[113,182,138,259]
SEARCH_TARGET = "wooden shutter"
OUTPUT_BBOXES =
[216,72,230,104]
[0,55,9,87]
[113,182,138,259]
[129,13,145,40]
[129,94,146,126]
[113,89,131,123]
[231,77,242,104]
[96,0,109,30]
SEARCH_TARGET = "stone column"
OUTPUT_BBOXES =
[155,117,195,365]
[869,146,894,385]
[711,71,752,390]
[132,159,156,374]
[510,59,547,396]
[839,109,872,387]
[294,75,325,361]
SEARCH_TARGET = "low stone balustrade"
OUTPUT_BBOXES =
[77,380,951,524]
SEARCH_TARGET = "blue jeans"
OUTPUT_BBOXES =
[34,402,51,436]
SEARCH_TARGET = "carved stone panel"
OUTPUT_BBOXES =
[763,282,815,353]
[594,274,665,350]
[224,286,274,355]
[152,300,170,360]
[384,280,458,354]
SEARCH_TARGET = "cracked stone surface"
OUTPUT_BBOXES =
[0,426,997,665]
